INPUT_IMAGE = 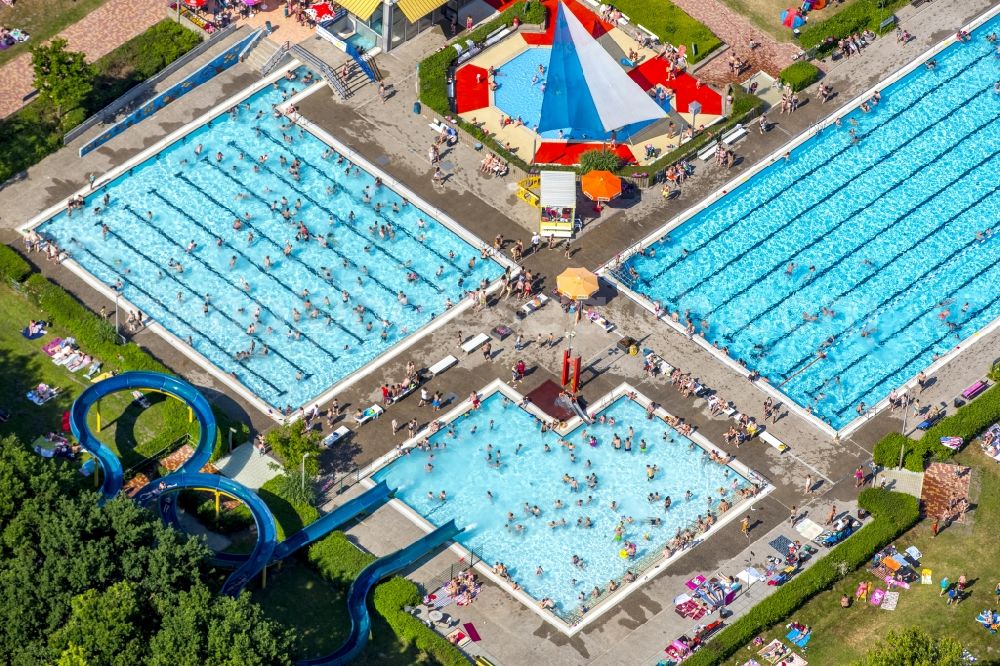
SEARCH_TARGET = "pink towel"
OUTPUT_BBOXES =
[870,588,886,606]
[686,575,706,590]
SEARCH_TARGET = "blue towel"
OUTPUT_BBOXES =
[795,633,811,648]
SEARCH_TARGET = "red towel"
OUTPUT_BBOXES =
[463,622,481,642]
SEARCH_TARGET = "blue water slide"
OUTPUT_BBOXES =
[132,471,278,597]
[208,480,395,568]
[299,520,464,666]
[69,371,217,500]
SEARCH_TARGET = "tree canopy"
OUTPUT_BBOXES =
[29,38,93,120]
[0,436,293,665]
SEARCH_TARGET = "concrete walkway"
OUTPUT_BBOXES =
[0,0,166,119]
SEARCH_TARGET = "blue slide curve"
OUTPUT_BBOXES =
[299,520,464,666]
[69,371,393,600]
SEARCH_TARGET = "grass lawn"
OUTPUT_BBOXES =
[0,282,194,469]
[721,449,1000,665]
[611,0,723,63]
[719,0,892,42]
[0,0,112,68]
[254,559,435,665]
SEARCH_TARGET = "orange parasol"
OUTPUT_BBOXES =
[556,267,600,301]
[580,170,622,205]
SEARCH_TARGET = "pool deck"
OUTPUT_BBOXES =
[1,0,997,662]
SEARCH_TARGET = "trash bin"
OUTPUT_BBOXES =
[412,101,421,114]
[265,20,273,33]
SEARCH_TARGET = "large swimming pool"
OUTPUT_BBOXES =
[617,21,1000,429]
[374,387,752,618]
[34,68,503,412]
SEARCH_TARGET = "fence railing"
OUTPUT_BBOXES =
[260,40,291,76]
[63,22,240,145]
[289,44,349,99]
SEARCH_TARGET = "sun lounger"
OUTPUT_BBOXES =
[697,141,720,162]
[461,332,490,354]
[428,355,458,376]
[591,315,615,332]
[520,292,549,315]
[722,125,749,146]
[759,430,790,453]
[355,404,384,425]
[322,425,352,447]
[962,380,987,400]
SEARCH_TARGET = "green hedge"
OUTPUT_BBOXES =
[373,577,471,666]
[258,476,320,541]
[779,62,821,92]
[307,531,374,583]
[685,488,920,666]
[799,0,908,54]
[872,383,1000,471]
[306,531,468,664]
[0,245,32,283]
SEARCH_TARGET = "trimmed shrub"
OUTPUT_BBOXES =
[307,531,374,583]
[258,476,319,541]
[579,149,624,175]
[872,432,911,469]
[0,245,32,283]
[779,62,821,92]
[685,489,919,666]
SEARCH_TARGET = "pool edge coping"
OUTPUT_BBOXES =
[596,2,1000,441]
[362,377,773,636]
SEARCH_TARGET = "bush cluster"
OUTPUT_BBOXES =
[779,62,821,92]
[258,476,320,541]
[307,532,468,664]
[685,488,920,666]
[872,383,1000,471]
[0,245,32,282]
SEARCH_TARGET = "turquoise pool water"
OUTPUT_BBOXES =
[618,21,1000,428]
[34,67,502,412]
[374,392,750,616]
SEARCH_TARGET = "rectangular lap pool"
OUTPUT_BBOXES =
[373,382,763,629]
[30,67,503,414]
[613,17,1000,430]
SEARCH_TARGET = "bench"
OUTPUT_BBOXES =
[697,141,720,162]
[962,380,988,400]
[759,430,790,453]
[461,332,491,353]
[879,14,897,31]
[590,315,615,332]
[483,27,511,48]
[355,404,384,425]
[428,355,458,376]
[520,292,549,316]
[721,125,748,146]
[322,425,352,447]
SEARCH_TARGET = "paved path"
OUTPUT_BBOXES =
[671,0,803,84]
[0,0,166,119]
